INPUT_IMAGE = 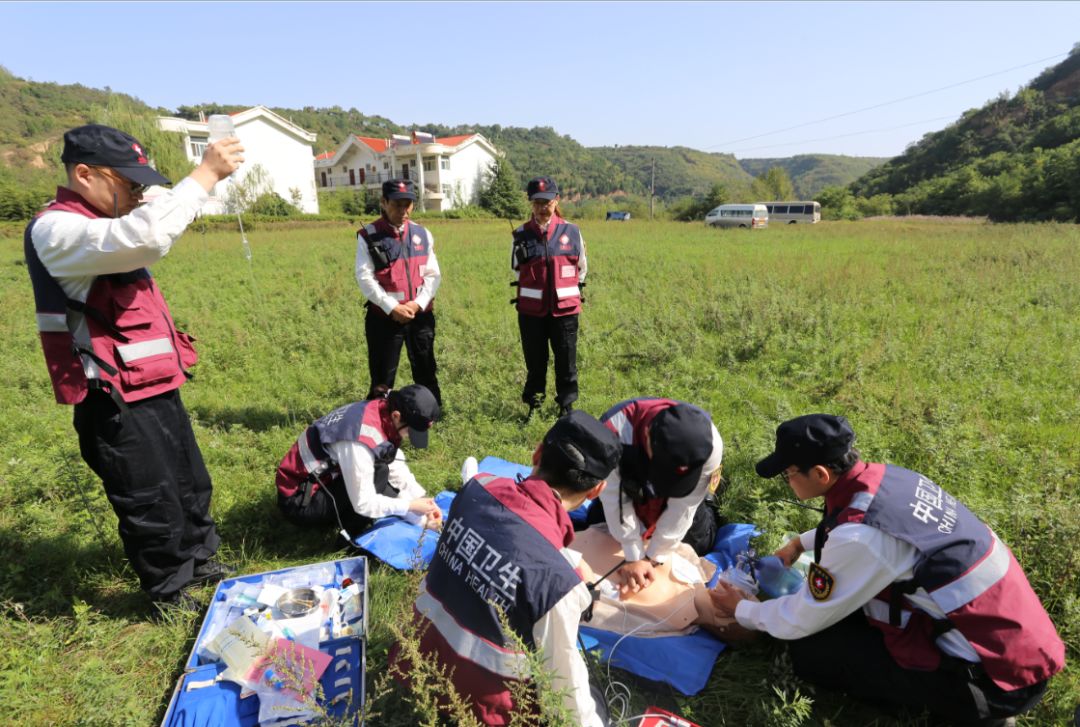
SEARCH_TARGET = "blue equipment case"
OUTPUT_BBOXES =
[161,556,369,727]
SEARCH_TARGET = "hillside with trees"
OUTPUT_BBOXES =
[740,154,889,198]
[844,44,1080,221]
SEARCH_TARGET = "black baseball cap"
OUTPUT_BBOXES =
[542,410,621,484]
[382,179,416,201]
[647,404,714,498]
[527,176,559,200]
[756,414,855,478]
[61,124,171,187]
[388,385,440,448]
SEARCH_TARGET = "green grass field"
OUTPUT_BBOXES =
[0,218,1077,726]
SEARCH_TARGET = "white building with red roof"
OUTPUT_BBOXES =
[314,131,499,212]
[158,106,319,214]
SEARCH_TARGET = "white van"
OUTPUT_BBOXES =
[704,204,769,229]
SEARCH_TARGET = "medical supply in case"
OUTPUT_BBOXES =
[161,556,368,727]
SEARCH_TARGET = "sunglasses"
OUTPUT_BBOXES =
[91,166,147,195]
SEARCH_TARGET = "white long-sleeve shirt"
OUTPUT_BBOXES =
[735,524,917,639]
[531,571,604,727]
[354,222,441,314]
[327,440,427,523]
[599,425,724,562]
[31,178,210,297]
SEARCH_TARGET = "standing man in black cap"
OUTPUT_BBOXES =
[395,410,621,726]
[355,179,442,407]
[275,384,443,540]
[709,414,1064,725]
[511,176,587,421]
[24,124,244,610]
[585,397,724,598]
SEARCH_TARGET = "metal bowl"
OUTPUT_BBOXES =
[276,587,318,618]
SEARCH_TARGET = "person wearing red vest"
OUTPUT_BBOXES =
[395,410,621,726]
[585,398,725,598]
[511,176,587,421]
[355,179,442,406]
[24,124,244,611]
[711,414,1065,725]
[275,385,442,539]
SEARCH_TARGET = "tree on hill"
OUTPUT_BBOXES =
[751,167,795,201]
[479,157,528,219]
[669,183,729,221]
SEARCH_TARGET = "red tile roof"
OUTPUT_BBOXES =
[354,135,389,152]
[436,134,474,147]
[315,150,335,161]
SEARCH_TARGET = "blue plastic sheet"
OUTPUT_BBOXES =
[350,492,454,570]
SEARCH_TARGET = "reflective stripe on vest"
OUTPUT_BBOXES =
[555,285,580,299]
[415,581,529,680]
[36,312,68,332]
[932,530,1010,614]
[115,337,174,364]
[518,287,543,300]
[604,409,633,444]
[296,430,329,477]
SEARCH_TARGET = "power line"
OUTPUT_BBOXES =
[706,51,1069,151]
[727,114,957,155]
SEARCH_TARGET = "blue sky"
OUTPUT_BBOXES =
[3,1,1079,159]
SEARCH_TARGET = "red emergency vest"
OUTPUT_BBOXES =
[512,215,583,317]
[358,218,433,313]
[24,188,197,404]
[275,399,400,501]
[821,462,1065,691]
[600,397,682,534]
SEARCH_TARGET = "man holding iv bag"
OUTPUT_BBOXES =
[25,121,244,612]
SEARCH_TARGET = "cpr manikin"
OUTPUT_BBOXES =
[568,525,752,638]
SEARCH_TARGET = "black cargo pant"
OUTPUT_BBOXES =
[73,388,220,599]
[788,610,1048,724]
[278,466,398,540]
[518,312,578,408]
[365,306,441,405]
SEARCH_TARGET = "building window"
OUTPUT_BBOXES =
[342,166,348,173]
[349,169,356,186]
[440,158,450,170]
[423,160,435,172]
[359,168,366,184]
[442,184,452,196]
[320,171,327,187]
[190,140,207,159]
[383,161,389,170]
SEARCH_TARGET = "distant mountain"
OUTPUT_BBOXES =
[739,155,889,198]
[848,45,1080,220]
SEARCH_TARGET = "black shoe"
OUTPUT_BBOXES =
[523,394,545,423]
[152,588,201,615]
[191,558,236,585]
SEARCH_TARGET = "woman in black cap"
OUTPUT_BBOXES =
[510,176,588,421]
